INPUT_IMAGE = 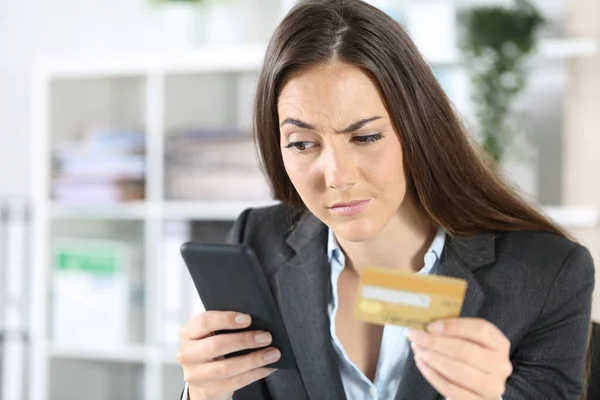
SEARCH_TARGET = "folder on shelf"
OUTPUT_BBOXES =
[51,239,130,348]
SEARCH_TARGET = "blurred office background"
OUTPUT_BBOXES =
[0,0,599,399]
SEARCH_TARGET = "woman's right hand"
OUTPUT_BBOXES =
[177,311,281,400]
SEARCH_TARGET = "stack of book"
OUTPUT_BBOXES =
[53,130,146,204]
[165,128,271,201]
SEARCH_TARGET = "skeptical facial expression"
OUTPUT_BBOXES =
[278,63,408,242]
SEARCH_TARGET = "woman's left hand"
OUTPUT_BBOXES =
[407,318,513,400]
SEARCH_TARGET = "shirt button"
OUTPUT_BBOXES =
[369,387,378,399]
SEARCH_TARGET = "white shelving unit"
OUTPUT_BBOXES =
[31,43,282,400]
[30,11,599,400]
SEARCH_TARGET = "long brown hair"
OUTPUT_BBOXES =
[254,0,567,239]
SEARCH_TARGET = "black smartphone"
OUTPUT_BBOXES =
[180,242,296,369]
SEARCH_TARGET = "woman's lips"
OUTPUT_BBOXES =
[328,199,371,216]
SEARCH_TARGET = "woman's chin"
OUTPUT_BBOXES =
[329,216,382,243]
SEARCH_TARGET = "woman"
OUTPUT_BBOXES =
[177,1,595,399]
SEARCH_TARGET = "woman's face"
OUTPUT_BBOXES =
[278,62,408,242]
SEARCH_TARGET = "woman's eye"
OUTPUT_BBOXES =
[352,132,384,145]
[285,141,315,152]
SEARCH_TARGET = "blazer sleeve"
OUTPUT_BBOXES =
[504,244,596,399]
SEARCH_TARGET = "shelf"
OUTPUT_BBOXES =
[48,344,183,367]
[426,38,599,66]
[38,38,598,78]
[50,202,148,220]
[542,206,599,229]
[539,38,599,59]
[162,200,278,220]
[48,343,149,363]
[39,43,268,79]
[49,200,278,220]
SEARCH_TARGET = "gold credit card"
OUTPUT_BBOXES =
[354,266,468,330]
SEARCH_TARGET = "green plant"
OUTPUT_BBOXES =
[459,0,544,163]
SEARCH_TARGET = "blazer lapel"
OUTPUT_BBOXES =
[395,232,495,400]
[270,212,346,400]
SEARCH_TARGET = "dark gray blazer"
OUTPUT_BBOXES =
[211,204,596,400]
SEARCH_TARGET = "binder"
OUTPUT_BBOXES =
[0,199,30,400]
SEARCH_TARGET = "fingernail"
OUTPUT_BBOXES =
[263,349,281,363]
[235,314,251,325]
[407,329,426,342]
[427,321,444,333]
[255,332,272,344]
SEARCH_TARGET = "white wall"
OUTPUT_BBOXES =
[0,0,569,201]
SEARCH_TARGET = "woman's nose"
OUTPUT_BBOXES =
[324,148,358,191]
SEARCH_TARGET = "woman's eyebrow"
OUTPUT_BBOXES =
[280,118,315,130]
[336,116,383,133]
[279,116,383,133]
